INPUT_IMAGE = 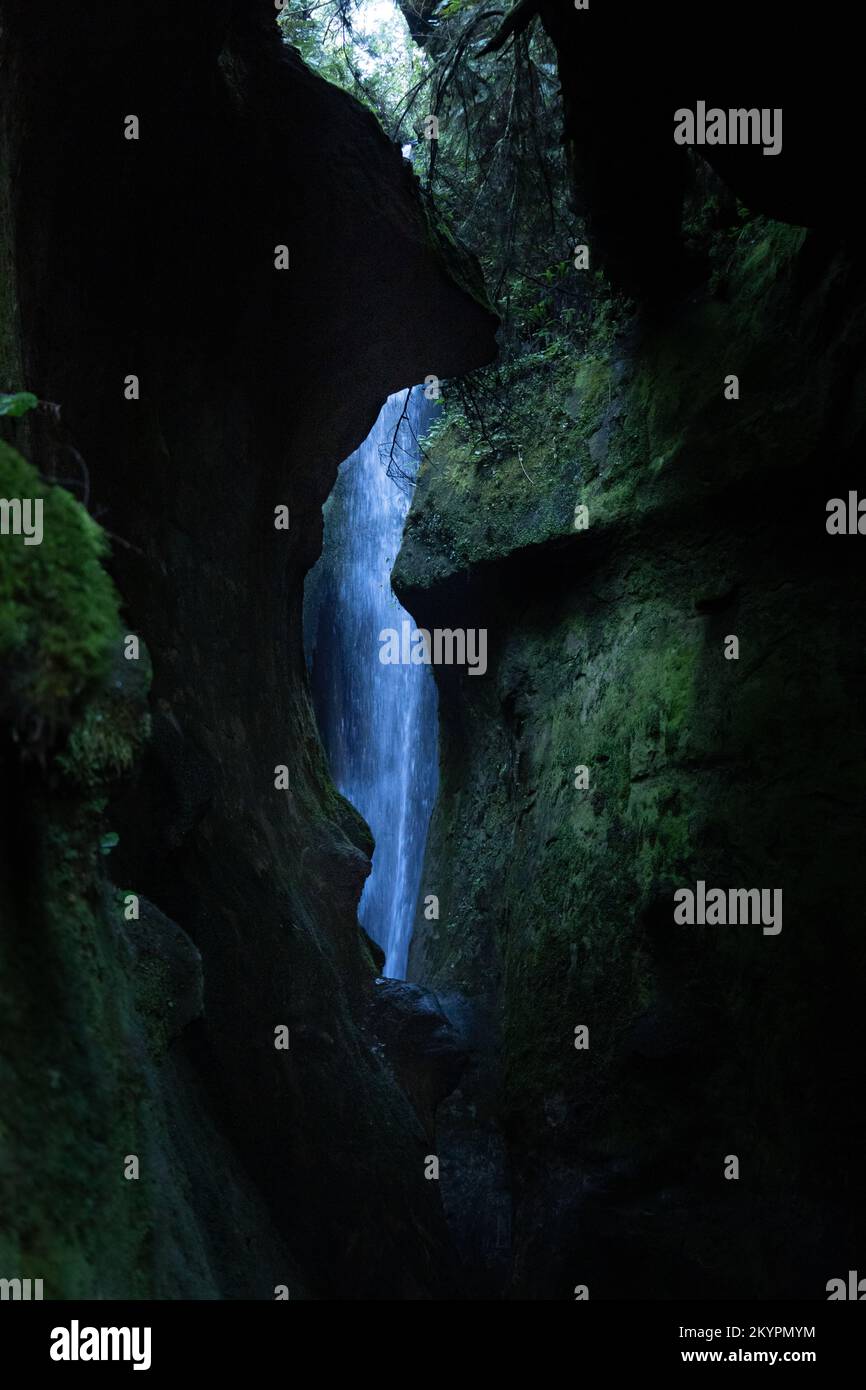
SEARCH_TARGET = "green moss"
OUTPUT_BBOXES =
[58,698,151,788]
[569,354,613,418]
[422,194,496,320]
[0,439,161,1294]
[406,214,866,1274]
[734,221,807,300]
[396,350,599,592]
[397,215,827,604]
[57,644,153,789]
[0,441,121,726]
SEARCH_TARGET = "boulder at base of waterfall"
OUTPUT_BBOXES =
[369,979,468,1115]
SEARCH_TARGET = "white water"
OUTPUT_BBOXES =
[304,388,438,979]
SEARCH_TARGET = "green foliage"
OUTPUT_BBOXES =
[393,4,585,348]
[278,1,422,125]
[382,3,612,457]
[0,390,38,417]
[0,440,120,727]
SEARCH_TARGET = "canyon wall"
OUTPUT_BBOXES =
[0,0,495,1298]
[396,215,866,1297]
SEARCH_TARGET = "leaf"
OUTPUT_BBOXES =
[99,831,120,856]
[0,391,39,417]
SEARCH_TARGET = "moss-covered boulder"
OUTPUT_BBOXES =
[0,441,119,729]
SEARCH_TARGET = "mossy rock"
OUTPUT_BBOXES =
[0,440,121,729]
[57,642,153,789]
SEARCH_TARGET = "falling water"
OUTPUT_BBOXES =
[304,387,438,979]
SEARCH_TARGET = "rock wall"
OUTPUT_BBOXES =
[0,0,495,1298]
[396,217,866,1297]
[532,0,860,293]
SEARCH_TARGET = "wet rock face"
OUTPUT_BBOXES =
[1,0,495,1297]
[126,898,204,1057]
[398,223,866,1297]
[368,978,468,1116]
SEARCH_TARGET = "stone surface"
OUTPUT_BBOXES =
[397,219,866,1298]
[0,0,495,1298]
[535,0,861,292]
[368,978,468,1117]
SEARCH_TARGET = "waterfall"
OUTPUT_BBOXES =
[304,387,438,979]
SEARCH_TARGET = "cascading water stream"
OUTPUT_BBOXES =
[304,387,438,979]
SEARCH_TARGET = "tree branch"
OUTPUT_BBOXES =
[479,0,541,56]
